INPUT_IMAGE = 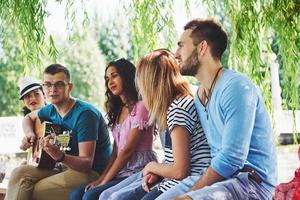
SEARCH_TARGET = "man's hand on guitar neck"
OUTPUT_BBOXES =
[20,134,36,151]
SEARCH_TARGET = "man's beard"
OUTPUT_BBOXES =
[180,49,200,76]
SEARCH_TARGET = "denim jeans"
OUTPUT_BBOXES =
[186,172,273,200]
[69,177,126,200]
[99,172,143,200]
[155,175,201,200]
[141,186,163,200]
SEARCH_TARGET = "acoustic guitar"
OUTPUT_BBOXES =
[27,120,71,169]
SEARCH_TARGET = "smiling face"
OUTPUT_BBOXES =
[105,66,124,97]
[42,72,72,105]
[175,29,200,76]
[22,88,45,111]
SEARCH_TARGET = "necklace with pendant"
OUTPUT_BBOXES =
[203,67,223,120]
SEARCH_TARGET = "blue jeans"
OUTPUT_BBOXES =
[186,172,273,200]
[99,172,143,200]
[141,186,163,200]
[155,175,201,200]
[99,171,204,200]
[69,177,126,200]
[107,185,162,200]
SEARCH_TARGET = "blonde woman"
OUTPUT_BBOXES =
[99,49,211,200]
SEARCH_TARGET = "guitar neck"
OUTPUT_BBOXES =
[35,120,63,137]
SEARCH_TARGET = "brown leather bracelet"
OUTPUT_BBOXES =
[56,152,65,163]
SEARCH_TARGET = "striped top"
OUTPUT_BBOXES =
[158,96,211,192]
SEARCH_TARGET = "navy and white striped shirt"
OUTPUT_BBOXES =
[158,96,211,192]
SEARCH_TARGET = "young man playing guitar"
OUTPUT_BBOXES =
[5,64,112,200]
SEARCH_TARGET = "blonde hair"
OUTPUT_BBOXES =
[136,49,192,131]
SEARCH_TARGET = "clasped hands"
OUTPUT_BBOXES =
[141,161,161,192]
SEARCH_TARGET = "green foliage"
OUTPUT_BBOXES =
[0,0,104,115]
[1,0,299,137]
[42,27,107,110]
[0,0,49,67]
[128,0,176,61]
[0,21,107,116]
[64,35,106,109]
[0,62,23,116]
[268,1,300,111]
[0,21,38,116]
[98,11,134,62]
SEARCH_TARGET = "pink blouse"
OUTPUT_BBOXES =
[112,101,157,177]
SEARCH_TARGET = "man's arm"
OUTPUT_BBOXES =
[85,142,118,191]
[172,167,225,200]
[63,140,96,170]
[100,127,143,184]
[190,166,224,190]
[43,110,101,171]
[43,136,96,171]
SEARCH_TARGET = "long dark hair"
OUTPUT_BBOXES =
[104,58,138,128]
[22,106,31,116]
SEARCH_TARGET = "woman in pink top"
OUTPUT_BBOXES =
[69,58,157,200]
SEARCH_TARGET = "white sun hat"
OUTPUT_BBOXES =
[19,76,42,100]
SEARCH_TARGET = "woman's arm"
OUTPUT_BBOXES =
[20,110,39,150]
[143,126,190,180]
[100,127,143,184]
[84,142,118,191]
[98,142,118,178]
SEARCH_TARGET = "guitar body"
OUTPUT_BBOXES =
[28,120,63,169]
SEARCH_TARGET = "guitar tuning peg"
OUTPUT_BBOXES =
[63,147,71,151]
[63,130,72,135]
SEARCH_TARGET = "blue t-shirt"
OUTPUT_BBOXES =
[194,69,277,193]
[38,99,112,173]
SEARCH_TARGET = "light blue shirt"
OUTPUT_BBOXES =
[194,69,277,193]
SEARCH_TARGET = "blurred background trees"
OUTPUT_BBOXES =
[0,0,299,138]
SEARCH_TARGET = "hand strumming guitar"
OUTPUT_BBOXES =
[41,134,65,162]
[20,133,36,151]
